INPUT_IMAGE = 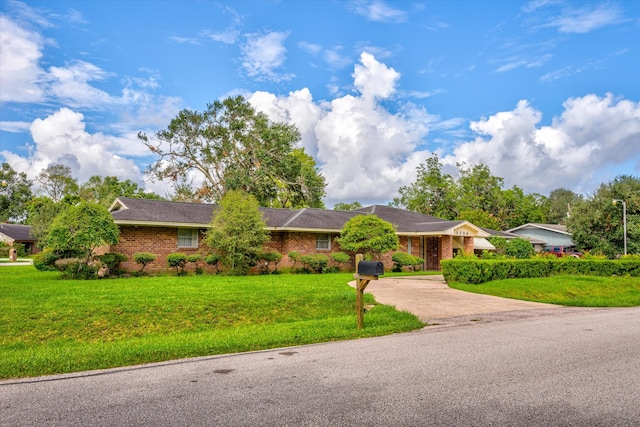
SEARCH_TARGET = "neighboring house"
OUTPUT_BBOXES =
[479,227,545,254]
[0,224,39,254]
[107,197,490,273]
[506,223,574,252]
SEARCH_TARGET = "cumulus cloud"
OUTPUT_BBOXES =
[443,93,640,195]
[1,108,143,185]
[0,15,46,103]
[241,31,294,82]
[249,52,434,205]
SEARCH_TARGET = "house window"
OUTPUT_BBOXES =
[178,229,198,248]
[407,237,412,254]
[316,233,331,250]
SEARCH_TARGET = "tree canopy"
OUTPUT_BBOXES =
[392,154,550,230]
[45,202,120,262]
[140,95,326,207]
[36,164,78,202]
[336,214,399,259]
[204,190,270,275]
[567,175,639,257]
[333,201,363,211]
[0,162,33,223]
[79,175,160,207]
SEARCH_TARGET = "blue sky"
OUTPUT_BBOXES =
[1,0,639,207]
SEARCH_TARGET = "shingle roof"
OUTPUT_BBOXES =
[110,198,215,225]
[109,197,485,236]
[506,223,569,235]
[0,224,36,241]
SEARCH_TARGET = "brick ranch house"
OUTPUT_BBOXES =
[107,197,490,274]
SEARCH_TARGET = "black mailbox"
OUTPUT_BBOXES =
[357,261,384,276]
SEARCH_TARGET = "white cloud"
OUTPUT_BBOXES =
[0,15,46,103]
[248,89,325,158]
[48,60,117,108]
[443,94,640,195]
[525,2,624,34]
[0,121,31,133]
[550,4,623,34]
[353,52,400,99]
[241,31,294,82]
[249,53,434,205]
[348,0,408,23]
[205,4,242,44]
[1,108,143,185]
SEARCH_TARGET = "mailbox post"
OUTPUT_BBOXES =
[353,254,384,329]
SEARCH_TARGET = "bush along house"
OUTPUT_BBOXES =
[107,197,490,274]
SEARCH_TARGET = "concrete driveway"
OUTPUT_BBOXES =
[351,275,567,325]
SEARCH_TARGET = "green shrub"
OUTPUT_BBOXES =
[288,251,301,270]
[392,252,424,272]
[330,252,351,271]
[166,253,188,275]
[187,254,202,263]
[204,254,221,274]
[54,258,98,280]
[32,248,59,271]
[258,251,283,274]
[300,254,329,273]
[133,252,157,274]
[505,238,535,259]
[442,258,640,284]
[96,252,127,277]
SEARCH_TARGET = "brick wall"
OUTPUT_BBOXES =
[110,226,447,273]
[110,226,207,274]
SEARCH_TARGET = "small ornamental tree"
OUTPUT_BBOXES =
[133,252,157,274]
[45,202,120,269]
[167,253,187,275]
[336,214,399,260]
[205,190,270,275]
[204,253,221,273]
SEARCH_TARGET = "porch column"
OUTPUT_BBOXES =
[439,235,453,260]
[463,236,474,255]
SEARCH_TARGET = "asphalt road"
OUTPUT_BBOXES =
[2,307,639,426]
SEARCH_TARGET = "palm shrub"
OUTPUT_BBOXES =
[133,252,157,274]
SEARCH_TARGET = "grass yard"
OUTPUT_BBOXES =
[449,275,640,307]
[0,267,423,380]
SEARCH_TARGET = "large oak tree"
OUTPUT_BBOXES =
[140,95,326,207]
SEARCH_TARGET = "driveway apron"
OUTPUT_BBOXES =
[350,275,565,325]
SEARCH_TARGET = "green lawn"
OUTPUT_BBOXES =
[0,267,423,380]
[449,275,640,307]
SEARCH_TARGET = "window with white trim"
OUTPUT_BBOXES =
[316,233,331,250]
[407,237,412,254]
[178,229,198,248]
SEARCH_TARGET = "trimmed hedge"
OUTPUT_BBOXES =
[441,258,640,284]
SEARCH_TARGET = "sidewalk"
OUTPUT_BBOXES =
[0,258,33,266]
[350,275,568,326]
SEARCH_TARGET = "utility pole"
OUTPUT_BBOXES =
[613,199,627,256]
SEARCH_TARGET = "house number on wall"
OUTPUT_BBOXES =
[455,231,470,236]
